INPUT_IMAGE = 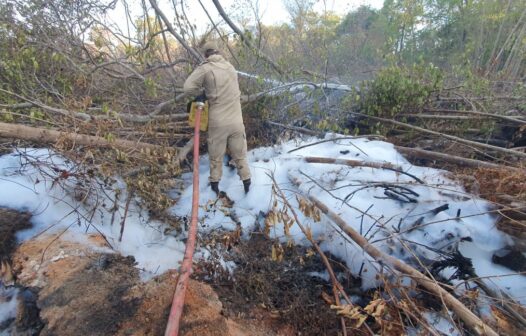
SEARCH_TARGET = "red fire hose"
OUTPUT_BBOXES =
[164,102,204,336]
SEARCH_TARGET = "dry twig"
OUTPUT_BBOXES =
[270,173,370,336]
[297,188,499,336]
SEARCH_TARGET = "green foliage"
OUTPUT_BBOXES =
[1,110,14,122]
[0,18,78,98]
[29,108,45,121]
[356,63,443,118]
[234,0,525,83]
[144,77,158,98]
[451,65,492,96]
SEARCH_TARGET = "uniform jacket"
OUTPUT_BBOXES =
[183,54,243,128]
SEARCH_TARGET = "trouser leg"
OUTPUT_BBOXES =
[207,126,228,182]
[227,124,251,181]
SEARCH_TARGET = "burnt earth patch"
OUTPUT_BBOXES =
[196,232,361,336]
[38,254,141,336]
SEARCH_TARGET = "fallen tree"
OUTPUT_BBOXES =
[282,134,518,172]
[352,112,526,160]
[270,173,354,336]
[423,108,526,124]
[210,0,287,78]
[1,88,189,124]
[0,122,172,152]
[394,146,522,172]
[301,156,424,184]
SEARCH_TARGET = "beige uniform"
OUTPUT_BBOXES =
[183,54,251,183]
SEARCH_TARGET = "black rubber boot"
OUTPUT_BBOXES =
[210,181,219,195]
[242,179,251,194]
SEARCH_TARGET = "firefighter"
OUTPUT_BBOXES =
[183,41,251,195]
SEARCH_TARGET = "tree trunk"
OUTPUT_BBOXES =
[490,7,526,75]
[148,0,203,63]
[302,156,424,183]
[485,0,512,75]
[0,122,171,152]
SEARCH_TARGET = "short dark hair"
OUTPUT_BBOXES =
[205,49,219,58]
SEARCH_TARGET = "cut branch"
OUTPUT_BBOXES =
[265,120,323,136]
[394,146,522,172]
[0,89,186,124]
[0,102,33,109]
[473,278,526,329]
[353,112,526,160]
[0,88,90,121]
[287,135,387,154]
[174,136,195,165]
[271,173,362,336]
[296,188,499,336]
[119,187,135,242]
[303,156,424,184]
[424,108,526,124]
[397,114,482,120]
[0,122,170,152]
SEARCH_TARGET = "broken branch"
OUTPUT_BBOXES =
[353,112,526,159]
[394,146,522,172]
[0,122,170,152]
[270,173,367,336]
[303,156,424,184]
[302,192,498,336]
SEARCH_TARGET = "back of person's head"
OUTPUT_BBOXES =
[201,41,220,58]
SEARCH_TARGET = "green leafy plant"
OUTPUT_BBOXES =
[355,63,443,118]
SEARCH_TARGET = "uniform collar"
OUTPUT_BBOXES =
[207,54,224,62]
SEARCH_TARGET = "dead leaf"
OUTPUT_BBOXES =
[331,304,368,328]
[321,291,334,305]
[491,305,526,336]
[364,298,386,319]
[0,259,14,286]
[271,243,284,262]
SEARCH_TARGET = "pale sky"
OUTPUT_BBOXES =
[212,0,384,26]
[109,0,384,38]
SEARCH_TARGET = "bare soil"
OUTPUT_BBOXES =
[8,231,282,336]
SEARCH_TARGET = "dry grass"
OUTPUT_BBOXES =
[468,167,526,203]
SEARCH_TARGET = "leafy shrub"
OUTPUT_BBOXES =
[355,63,443,118]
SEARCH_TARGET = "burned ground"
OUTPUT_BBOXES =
[0,208,32,260]
[195,231,363,335]
[0,208,43,335]
[36,254,140,336]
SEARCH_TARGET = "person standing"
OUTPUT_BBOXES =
[183,41,251,195]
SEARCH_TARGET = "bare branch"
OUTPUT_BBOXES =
[211,0,287,78]
[292,182,499,336]
[395,146,523,172]
[353,112,526,160]
[148,0,203,63]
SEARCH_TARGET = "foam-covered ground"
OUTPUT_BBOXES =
[172,134,524,304]
[0,135,525,332]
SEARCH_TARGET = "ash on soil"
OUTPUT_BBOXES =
[196,231,361,336]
